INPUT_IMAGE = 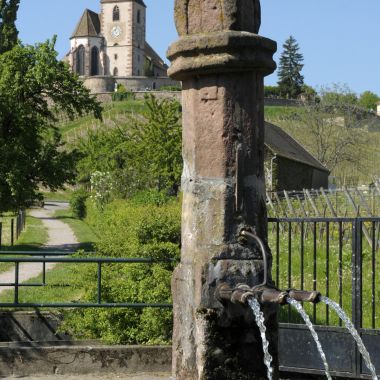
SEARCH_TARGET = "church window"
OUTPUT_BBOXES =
[137,10,141,24]
[91,46,99,76]
[113,6,120,21]
[113,67,119,77]
[114,54,118,60]
[76,45,85,76]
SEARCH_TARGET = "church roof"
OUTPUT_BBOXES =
[144,42,168,70]
[265,122,329,173]
[71,9,101,39]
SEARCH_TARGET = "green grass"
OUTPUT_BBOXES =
[41,189,73,202]
[59,99,147,138]
[264,106,299,119]
[54,209,99,251]
[0,261,96,306]
[0,209,99,307]
[0,214,48,272]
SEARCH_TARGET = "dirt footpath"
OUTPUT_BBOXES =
[0,202,79,294]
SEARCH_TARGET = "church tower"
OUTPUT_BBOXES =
[100,0,146,77]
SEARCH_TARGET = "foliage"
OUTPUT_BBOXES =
[70,189,88,219]
[159,85,182,91]
[90,171,114,209]
[0,38,102,211]
[277,35,304,99]
[143,58,154,77]
[358,90,380,111]
[112,84,135,102]
[264,85,281,98]
[62,195,181,344]
[300,84,318,102]
[0,0,19,54]
[126,95,182,195]
[266,85,376,186]
[76,95,182,199]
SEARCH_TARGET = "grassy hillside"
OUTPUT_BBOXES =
[58,98,380,186]
[59,99,148,143]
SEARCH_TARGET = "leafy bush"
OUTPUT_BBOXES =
[75,95,182,199]
[70,189,88,219]
[62,195,181,344]
[264,85,281,98]
[159,85,182,91]
[112,84,135,101]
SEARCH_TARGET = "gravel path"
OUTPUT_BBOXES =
[0,202,79,294]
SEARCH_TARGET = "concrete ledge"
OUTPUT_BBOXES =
[0,344,171,377]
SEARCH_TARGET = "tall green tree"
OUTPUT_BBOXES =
[0,0,19,53]
[277,36,304,99]
[76,96,182,199]
[0,38,102,211]
[358,90,379,111]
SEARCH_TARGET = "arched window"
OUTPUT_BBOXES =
[113,67,118,77]
[137,10,141,24]
[113,6,120,21]
[76,45,85,76]
[90,46,99,76]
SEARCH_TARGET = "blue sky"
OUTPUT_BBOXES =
[17,1,380,95]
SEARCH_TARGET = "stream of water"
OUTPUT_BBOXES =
[320,296,378,380]
[287,298,332,380]
[248,298,273,380]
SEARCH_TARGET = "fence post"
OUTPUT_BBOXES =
[16,213,19,239]
[11,219,14,246]
[352,218,363,377]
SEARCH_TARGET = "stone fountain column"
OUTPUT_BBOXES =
[167,1,277,379]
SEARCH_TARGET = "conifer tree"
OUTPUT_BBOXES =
[277,35,304,99]
[0,0,20,54]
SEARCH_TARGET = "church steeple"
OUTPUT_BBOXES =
[101,0,146,76]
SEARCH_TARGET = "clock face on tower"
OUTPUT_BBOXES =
[111,25,122,39]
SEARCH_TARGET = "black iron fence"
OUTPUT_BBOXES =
[268,217,380,379]
[0,252,173,309]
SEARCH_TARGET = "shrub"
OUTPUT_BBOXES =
[62,195,181,344]
[159,85,182,91]
[70,189,88,219]
[112,84,135,101]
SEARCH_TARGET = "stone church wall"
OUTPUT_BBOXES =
[83,76,179,94]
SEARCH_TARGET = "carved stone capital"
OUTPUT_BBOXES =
[167,31,277,80]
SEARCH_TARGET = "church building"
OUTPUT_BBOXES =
[65,0,171,90]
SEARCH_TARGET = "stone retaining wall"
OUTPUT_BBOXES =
[0,343,171,377]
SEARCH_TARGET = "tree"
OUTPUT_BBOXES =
[277,36,304,99]
[0,0,19,53]
[76,95,182,199]
[299,84,318,102]
[0,39,102,211]
[126,95,182,195]
[358,91,380,111]
[278,86,372,185]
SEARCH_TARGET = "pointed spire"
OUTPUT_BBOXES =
[71,9,101,38]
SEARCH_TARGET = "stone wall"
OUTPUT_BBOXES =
[83,76,179,94]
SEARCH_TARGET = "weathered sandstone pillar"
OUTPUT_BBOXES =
[167,1,277,379]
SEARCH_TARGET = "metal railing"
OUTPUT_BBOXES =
[0,252,173,309]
